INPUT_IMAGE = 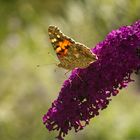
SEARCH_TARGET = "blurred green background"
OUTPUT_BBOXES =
[0,0,140,140]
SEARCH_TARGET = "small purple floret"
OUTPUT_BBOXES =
[43,20,140,139]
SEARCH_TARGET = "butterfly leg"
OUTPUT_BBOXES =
[75,72,84,82]
[64,70,71,75]
[64,68,84,83]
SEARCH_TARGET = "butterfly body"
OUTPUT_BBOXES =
[48,25,97,70]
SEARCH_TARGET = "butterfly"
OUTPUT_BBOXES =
[48,25,97,70]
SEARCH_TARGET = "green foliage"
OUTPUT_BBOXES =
[0,0,140,139]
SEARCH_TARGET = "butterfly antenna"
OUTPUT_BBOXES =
[47,52,58,62]
[36,62,58,68]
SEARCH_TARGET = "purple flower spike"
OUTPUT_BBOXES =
[43,20,140,140]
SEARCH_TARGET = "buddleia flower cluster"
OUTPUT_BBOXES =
[43,20,140,140]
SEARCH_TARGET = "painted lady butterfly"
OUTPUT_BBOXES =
[48,25,97,70]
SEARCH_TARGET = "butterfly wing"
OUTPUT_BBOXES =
[48,25,97,70]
